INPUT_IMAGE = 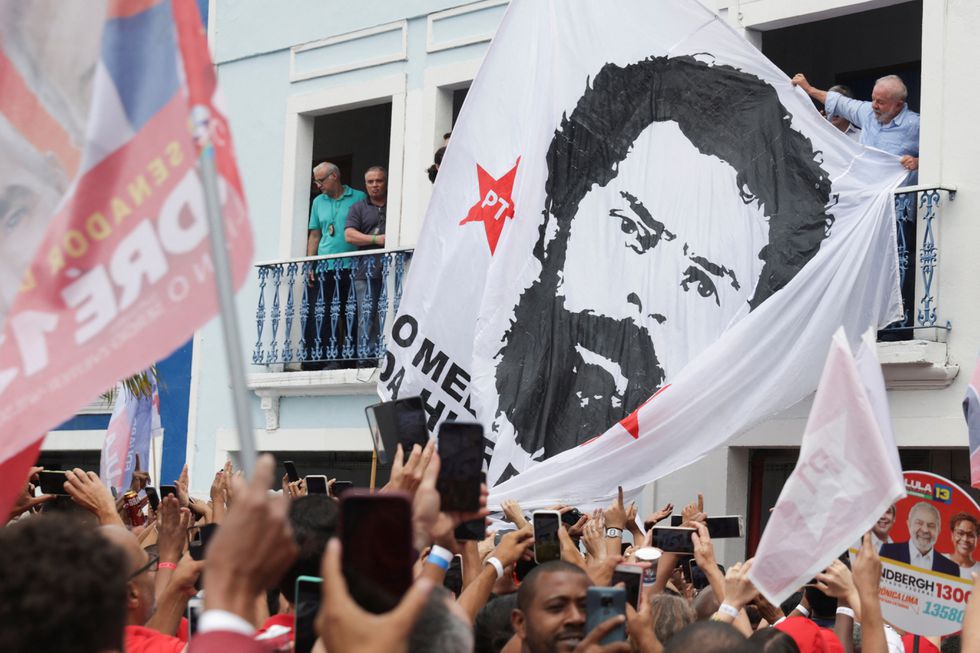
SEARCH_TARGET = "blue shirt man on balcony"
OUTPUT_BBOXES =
[303,162,366,370]
[792,73,920,182]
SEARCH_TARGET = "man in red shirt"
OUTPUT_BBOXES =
[101,525,201,653]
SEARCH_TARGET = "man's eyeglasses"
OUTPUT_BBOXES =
[313,172,337,187]
[129,554,160,579]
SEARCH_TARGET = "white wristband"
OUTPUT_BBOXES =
[485,556,505,579]
[427,545,453,570]
[717,603,739,618]
[795,604,810,618]
[835,607,855,619]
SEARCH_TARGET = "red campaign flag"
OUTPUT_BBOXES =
[0,0,252,519]
[964,354,980,489]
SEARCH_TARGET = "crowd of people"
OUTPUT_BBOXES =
[2,442,978,653]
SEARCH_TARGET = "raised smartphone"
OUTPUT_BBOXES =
[651,526,696,554]
[669,514,743,538]
[533,510,561,564]
[611,564,643,609]
[436,421,484,512]
[294,575,323,653]
[586,587,627,644]
[340,490,414,613]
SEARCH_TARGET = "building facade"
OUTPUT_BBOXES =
[175,0,977,563]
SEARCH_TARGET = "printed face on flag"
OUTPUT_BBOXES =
[490,56,836,476]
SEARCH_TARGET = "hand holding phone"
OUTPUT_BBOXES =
[294,575,323,653]
[145,486,160,511]
[284,461,300,484]
[364,397,429,465]
[436,421,484,512]
[306,475,328,494]
[585,587,626,644]
[38,470,69,496]
[611,564,643,609]
[340,491,414,613]
[533,510,561,564]
[651,526,696,554]
[159,484,178,499]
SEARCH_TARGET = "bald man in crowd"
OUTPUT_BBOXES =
[792,73,920,177]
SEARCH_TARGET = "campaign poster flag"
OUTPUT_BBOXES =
[963,355,980,488]
[100,373,162,494]
[0,0,252,518]
[877,471,979,636]
[378,0,905,507]
[748,329,905,605]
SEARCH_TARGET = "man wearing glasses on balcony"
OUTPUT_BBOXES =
[304,162,367,370]
[345,165,388,366]
[791,73,920,178]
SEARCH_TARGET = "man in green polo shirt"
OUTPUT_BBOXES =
[303,162,366,370]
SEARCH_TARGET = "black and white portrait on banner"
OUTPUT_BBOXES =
[488,55,838,486]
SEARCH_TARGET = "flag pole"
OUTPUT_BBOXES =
[370,449,378,491]
[198,146,257,478]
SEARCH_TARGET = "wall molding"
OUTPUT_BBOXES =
[426,0,508,53]
[290,20,407,82]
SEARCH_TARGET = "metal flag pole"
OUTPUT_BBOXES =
[370,449,378,491]
[198,146,257,478]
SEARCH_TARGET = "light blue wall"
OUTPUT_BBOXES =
[190,2,502,489]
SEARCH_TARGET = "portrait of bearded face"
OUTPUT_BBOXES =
[490,55,835,484]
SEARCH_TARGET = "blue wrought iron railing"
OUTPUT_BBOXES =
[880,186,955,339]
[253,248,413,368]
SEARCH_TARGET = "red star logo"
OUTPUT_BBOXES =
[459,157,521,254]
[618,384,671,439]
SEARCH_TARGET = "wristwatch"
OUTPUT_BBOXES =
[605,527,623,538]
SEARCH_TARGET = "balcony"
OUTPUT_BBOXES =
[879,186,958,389]
[249,248,412,428]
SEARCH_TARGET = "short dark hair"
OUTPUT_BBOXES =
[950,512,978,532]
[0,515,128,653]
[942,633,962,653]
[516,560,588,611]
[277,495,338,602]
[408,585,473,653]
[663,621,753,653]
[475,593,518,653]
[749,628,802,653]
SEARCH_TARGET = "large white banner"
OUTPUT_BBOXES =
[379,0,906,508]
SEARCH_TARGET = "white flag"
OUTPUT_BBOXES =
[379,0,905,507]
[748,328,906,605]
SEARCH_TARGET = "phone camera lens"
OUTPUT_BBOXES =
[601,597,613,607]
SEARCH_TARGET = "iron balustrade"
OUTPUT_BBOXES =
[880,186,955,340]
[253,248,413,368]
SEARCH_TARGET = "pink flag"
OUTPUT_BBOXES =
[0,0,252,519]
[964,354,980,488]
[748,328,906,605]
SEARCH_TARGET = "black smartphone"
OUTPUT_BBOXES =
[159,484,177,499]
[561,508,584,528]
[533,510,561,564]
[145,486,160,511]
[294,575,322,653]
[669,515,743,538]
[586,587,627,644]
[284,461,300,484]
[340,490,414,613]
[454,517,486,541]
[331,480,353,497]
[305,475,328,494]
[364,397,429,464]
[38,470,69,495]
[436,421,484,512]
[651,527,696,554]
[188,524,219,561]
[611,564,643,609]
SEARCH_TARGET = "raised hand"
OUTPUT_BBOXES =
[203,454,298,623]
[604,486,628,530]
[65,468,123,526]
[643,503,673,530]
[316,538,434,653]
[722,559,757,610]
